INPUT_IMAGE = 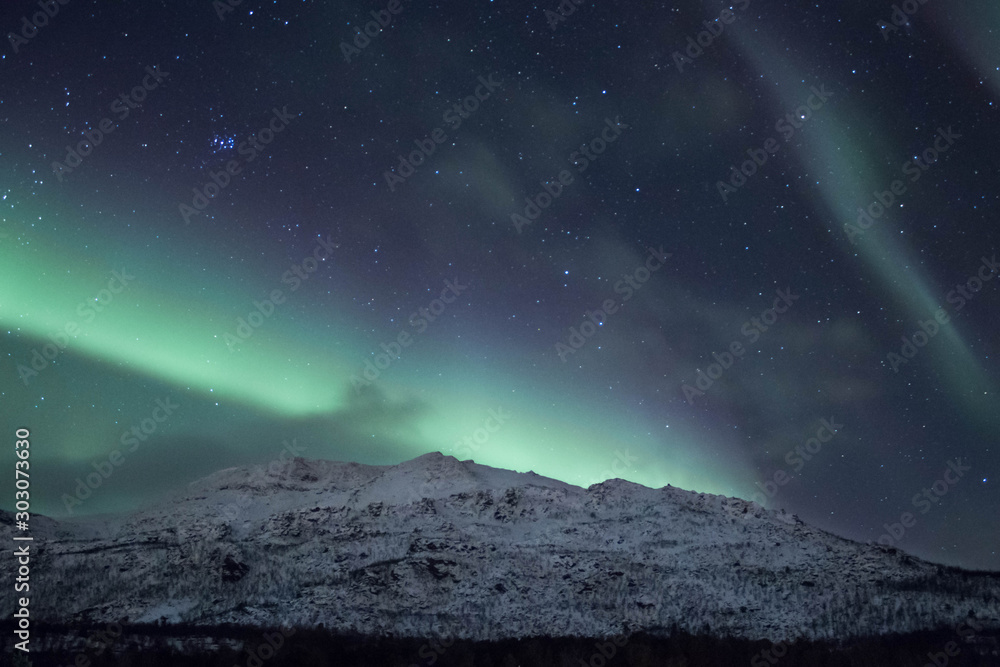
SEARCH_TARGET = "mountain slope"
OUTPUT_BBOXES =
[5,453,998,642]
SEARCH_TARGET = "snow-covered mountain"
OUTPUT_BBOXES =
[5,453,999,642]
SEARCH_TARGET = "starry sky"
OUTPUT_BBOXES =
[0,0,997,570]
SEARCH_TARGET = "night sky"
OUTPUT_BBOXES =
[1,1,997,570]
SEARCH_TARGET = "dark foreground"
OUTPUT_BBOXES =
[2,621,998,666]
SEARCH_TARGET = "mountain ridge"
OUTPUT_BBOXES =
[3,452,998,643]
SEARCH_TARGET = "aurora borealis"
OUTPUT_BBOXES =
[1,0,997,570]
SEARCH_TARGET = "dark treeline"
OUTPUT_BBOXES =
[2,621,998,667]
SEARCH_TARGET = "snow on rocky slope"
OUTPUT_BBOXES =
[4,452,998,642]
